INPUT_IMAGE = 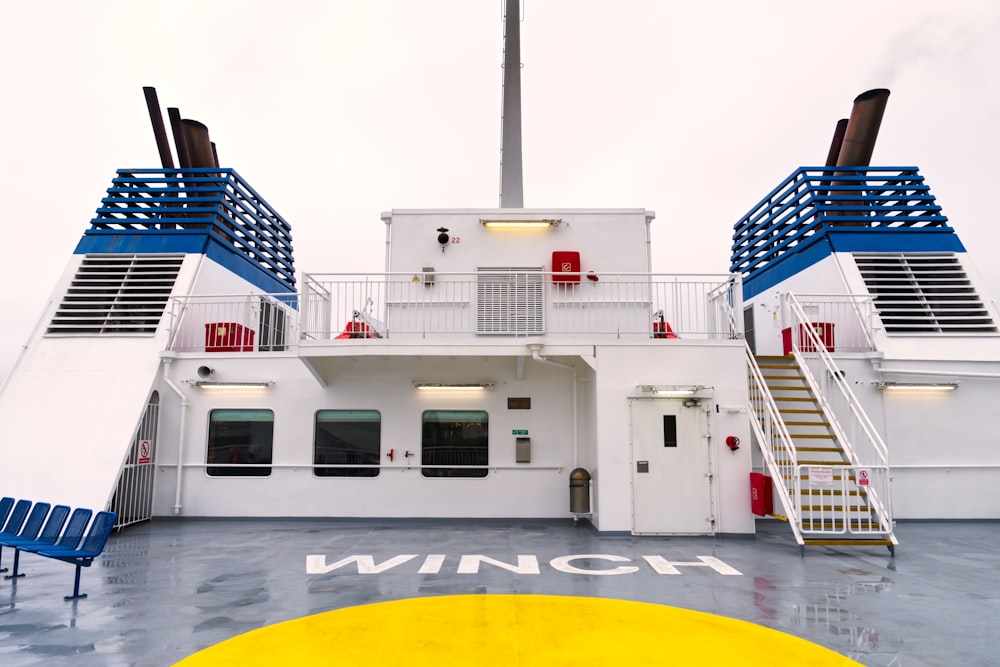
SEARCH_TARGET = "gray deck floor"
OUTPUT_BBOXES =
[0,518,997,666]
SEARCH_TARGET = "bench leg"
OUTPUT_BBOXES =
[3,549,24,579]
[64,564,88,601]
[0,545,6,573]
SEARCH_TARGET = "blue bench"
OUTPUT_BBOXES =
[2,504,71,579]
[37,511,117,600]
[0,500,116,600]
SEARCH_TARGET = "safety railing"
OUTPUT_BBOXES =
[791,294,878,353]
[299,272,741,342]
[797,465,892,537]
[166,293,299,353]
[163,273,742,350]
[782,292,895,541]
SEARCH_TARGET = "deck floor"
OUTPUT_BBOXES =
[0,518,996,666]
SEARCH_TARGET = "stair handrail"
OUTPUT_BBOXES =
[782,292,894,534]
[745,345,804,545]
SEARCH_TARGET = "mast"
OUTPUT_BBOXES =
[499,0,524,208]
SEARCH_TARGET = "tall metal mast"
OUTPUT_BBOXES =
[499,0,524,208]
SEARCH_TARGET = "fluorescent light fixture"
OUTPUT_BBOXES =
[637,385,701,397]
[480,219,561,229]
[194,381,273,389]
[414,382,494,391]
[876,382,958,392]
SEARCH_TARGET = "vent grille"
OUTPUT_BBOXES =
[47,255,183,335]
[476,268,544,334]
[855,252,997,334]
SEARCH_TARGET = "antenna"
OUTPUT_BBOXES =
[499,0,524,208]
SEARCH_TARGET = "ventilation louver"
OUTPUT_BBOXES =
[855,252,997,334]
[46,255,183,335]
[476,267,544,334]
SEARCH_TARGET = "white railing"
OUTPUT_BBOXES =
[783,292,895,541]
[300,272,740,341]
[789,293,878,353]
[166,293,299,353]
[164,273,742,351]
[797,464,892,537]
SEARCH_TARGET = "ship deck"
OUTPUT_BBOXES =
[0,518,996,666]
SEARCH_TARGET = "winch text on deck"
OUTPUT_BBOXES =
[306,554,742,576]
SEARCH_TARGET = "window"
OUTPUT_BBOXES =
[421,410,489,478]
[314,410,381,477]
[206,409,274,476]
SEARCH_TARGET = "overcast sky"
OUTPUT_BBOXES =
[2,1,999,384]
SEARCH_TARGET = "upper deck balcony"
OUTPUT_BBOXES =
[164,271,741,353]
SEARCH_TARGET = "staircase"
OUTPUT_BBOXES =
[751,352,897,554]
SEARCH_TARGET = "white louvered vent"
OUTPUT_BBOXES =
[855,252,997,334]
[476,267,544,335]
[47,255,183,335]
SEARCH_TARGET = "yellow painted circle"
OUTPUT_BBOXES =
[175,594,860,666]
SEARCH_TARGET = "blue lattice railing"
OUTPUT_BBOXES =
[85,168,296,291]
[730,167,951,279]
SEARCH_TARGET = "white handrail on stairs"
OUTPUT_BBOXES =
[782,293,896,542]
[746,346,804,545]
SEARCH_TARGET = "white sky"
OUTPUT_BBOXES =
[2,1,999,384]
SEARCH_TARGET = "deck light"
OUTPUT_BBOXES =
[414,382,494,391]
[194,381,273,389]
[480,219,561,229]
[876,382,958,392]
[637,385,702,397]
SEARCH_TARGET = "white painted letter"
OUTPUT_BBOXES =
[641,555,742,575]
[419,554,446,574]
[549,554,639,575]
[306,554,417,574]
[457,555,540,574]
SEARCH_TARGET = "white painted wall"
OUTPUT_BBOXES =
[588,341,753,535]
[153,353,593,519]
[385,208,652,275]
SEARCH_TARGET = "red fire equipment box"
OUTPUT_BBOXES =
[205,322,255,352]
[552,251,581,283]
[781,322,835,355]
[750,472,774,516]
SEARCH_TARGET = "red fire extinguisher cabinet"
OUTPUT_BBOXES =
[749,472,774,516]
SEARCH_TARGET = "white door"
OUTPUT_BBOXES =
[631,398,713,534]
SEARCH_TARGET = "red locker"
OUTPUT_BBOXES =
[781,322,835,355]
[749,472,774,516]
[205,322,255,352]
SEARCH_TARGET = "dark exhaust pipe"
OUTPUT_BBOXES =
[827,89,890,225]
[181,119,215,168]
[836,88,890,167]
[167,107,192,169]
[824,118,849,167]
[142,87,175,169]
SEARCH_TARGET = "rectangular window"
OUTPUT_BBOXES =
[663,415,678,448]
[422,410,489,478]
[314,410,381,477]
[206,409,274,476]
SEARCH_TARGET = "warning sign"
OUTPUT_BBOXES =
[856,468,870,487]
[138,440,151,465]
[808,466,834,486]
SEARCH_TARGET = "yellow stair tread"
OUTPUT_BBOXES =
[803,538,894,547]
